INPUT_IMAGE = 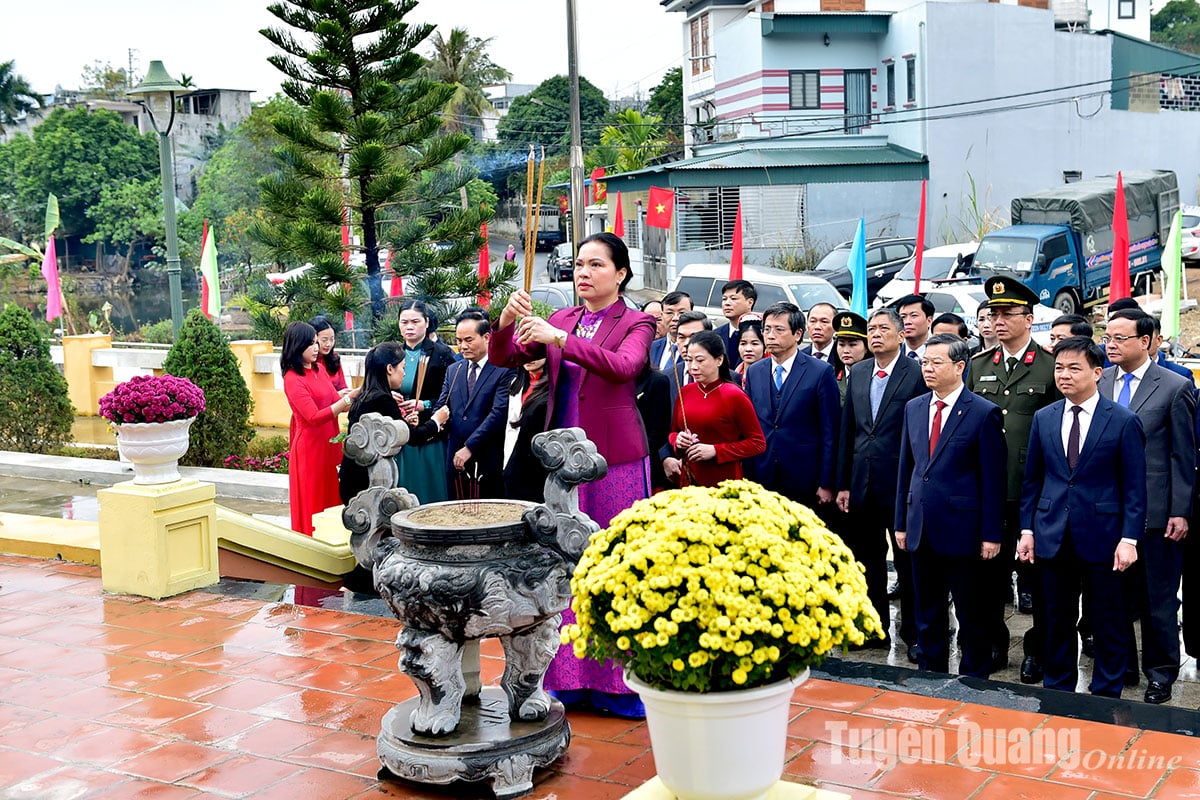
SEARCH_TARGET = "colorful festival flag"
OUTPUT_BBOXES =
[387,248,403,297]
[199,221,220,319]
[41,235,61,323]
[591,167,607,202]
[1162,209,1183,340]
[646,186,674,229]
[1109,171,1131,302]
[478,220,490,309]
[612,192,624,238]
[729,202,743,281]
[848,218,868,317]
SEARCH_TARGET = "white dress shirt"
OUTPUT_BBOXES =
[1111,358,1151,404]
[928,384,965,440]
[770,351,799,385]
[810,342,835,362]
[873,352,901,378]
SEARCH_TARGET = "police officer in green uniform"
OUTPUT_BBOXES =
[833,311,868,405]
[967,276,1062,682]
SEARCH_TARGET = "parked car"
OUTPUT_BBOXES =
[874,242,979,307]
[546,243,574,281]
[668,263,848,327]
[883,281,1058,345]
[810,236,916,302]
[1181,205,1200,264]
[529,282,639,312]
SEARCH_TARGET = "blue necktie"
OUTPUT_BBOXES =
[774,364,784,392]
[907,350,918,360]
[1117,372,1134,408]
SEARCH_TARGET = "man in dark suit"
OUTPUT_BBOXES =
[896,294,934,360]
[1018,336,1146,698]
[837,307,926,657]
[1099,309,1196,704]
[713,279,756,369]
[649,291,692,370]
[661,310,713,485]
[803,302,838,363]
[967,277,1062,683]
[896,334,1006,677]
[436,311,514,500]
[744,302,840,507]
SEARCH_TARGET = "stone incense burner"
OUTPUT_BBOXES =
[342,418,606,798]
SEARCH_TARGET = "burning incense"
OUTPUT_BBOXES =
[523,145,536,292]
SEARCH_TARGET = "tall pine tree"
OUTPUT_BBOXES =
[254,0,512,334]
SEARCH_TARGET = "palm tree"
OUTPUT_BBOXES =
[421,28,511,209]
[600,109,666,173]
[0,61,42,134]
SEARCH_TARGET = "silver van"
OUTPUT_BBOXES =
[668,263,848,326]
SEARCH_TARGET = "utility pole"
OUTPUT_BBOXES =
[566,0,585,289]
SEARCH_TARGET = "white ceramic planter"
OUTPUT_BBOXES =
[115,417,195,485]
[625,668,810,800]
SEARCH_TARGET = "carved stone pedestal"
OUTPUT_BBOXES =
[378,687,570,799]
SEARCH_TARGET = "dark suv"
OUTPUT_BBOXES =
[546,243,574,281]
[810,236,916,302]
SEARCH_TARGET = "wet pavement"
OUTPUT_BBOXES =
[3,555,1200,799]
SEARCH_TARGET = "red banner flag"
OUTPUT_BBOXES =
[558,195,569,214]
[612,192,624,238]
[729,202,743,281]
[1109,171,1131,302]
[913,179,927,294]
[387,248,403,297]
[478,220,490,309]
[591,167,607,202]
[646,186,674,229]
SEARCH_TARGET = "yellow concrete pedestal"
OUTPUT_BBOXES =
[98,479,219,599]
[621,778,851,800]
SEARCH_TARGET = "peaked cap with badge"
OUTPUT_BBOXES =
[833,311,867,340]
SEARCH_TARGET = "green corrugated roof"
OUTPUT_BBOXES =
[602,144,928,190]
[762,12,891,36]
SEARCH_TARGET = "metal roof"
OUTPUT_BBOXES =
[761,12,892,36]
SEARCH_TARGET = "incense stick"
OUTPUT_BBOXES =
[413,355,429,408]
[527,146,546,294]
[523,145,536,292]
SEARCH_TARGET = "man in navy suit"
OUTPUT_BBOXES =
[895,334,1007,677]
[802,302,838,363]
[649,291,692,370]
[713,280,756,369]
[837,307,926,657]
[744,302,840,507]
[436,311,514,500]
[1018,336,1146,698]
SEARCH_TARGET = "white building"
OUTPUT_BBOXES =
[604,0,1194,286]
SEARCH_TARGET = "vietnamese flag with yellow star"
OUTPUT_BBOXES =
[646,186,674,229]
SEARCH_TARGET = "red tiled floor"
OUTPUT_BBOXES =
[2,554,1198,800]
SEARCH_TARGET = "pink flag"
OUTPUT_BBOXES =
[1109,171,1131,302]
[729,202,743,281]
[913,180,927,294]
[612,192,624,238]
[41,235,61,322]
[342,211,354,330]
[478,220,490,309]
[386,248,403,297]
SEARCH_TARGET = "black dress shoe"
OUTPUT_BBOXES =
[1017,592,1034,614]
[1144,680,1172,704]
[907,644,920,664]
[887,581,901,599]
[1020,656,1043,684]
[1124,668,1140,688]
[989,649,1010,673]
[1081,634,1095,658]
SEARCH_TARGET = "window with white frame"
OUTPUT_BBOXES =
[1118,0,1135,18]
[789,71,820,110]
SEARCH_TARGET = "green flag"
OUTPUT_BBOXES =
[1162,210,1183,341]
[44,194,59,240]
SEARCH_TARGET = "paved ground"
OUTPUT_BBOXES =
[4,555,1200,799]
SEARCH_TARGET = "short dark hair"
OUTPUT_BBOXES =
[455,309,491,336]
[685,330,733,384]
[580,231,633,292]
[1107,297,1141,315]
[1054,335,1105,368]
[662,290,693,309]
[280,321,317,376]
[676,310,713,331]
[896,294,935,318]
[925,332,970,364]
[1052,313,1093,337]
[931,312,968,340]
[721,280,757,305]
[1108,308,1155,339]
[762,302,805,335]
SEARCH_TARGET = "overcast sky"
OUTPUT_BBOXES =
[8,0,683,101]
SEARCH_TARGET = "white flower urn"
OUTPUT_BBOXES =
[115,417,195,485]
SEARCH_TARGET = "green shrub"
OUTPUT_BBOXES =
[138,319,175,344]
[247,433,288,459]
[53,445,120,461]
[161,308,254,467]
[0,304,74,453]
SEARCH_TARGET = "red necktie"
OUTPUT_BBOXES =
[876,370,886,379]
[929,400,946,457]
[814,352,825,361]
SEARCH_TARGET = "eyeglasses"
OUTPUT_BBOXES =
[987,309,1031,319]
[1100,334,1141,344]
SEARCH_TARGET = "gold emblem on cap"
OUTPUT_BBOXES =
[840,316,852,328]
[993,281,1006,295]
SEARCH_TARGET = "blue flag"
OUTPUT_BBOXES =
[847,218,868,316]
